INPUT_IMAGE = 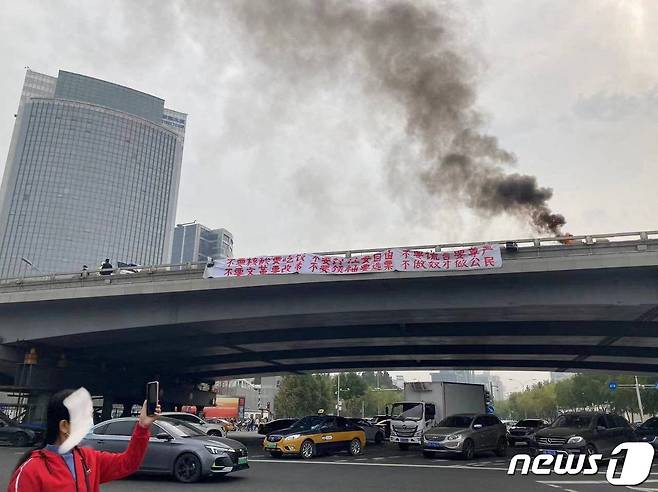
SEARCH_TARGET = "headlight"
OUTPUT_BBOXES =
[447,434,463,441]
[205,445,229,455]
[567,436,585,445]
[284,434,301,441]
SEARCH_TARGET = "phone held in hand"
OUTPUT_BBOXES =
[146,381,159,416]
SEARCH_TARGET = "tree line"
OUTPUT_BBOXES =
[274,371,403,418]
[496,374,658,423]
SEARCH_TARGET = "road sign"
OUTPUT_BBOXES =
[486,405,495,414]
[609,382,617,391]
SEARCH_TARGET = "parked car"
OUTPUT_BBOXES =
[508,419,548,446]
[634,416,658,449]
[501,419,518,430]
[81,417,248,483]
[348,418,385,444]
[422,414,508,460]
[258,418,298,435]
[263,415,366,459]
[160,412,226,437]
[530,412,636,457]
[369,415,391,438]
[0,416,36,447]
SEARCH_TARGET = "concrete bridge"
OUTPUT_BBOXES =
[0,230,657,396]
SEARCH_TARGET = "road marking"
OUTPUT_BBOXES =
[542,485,563,490]
[250,459,509,471]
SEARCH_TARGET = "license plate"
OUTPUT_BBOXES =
[238,457,248,465]
[540,449,557,456]
[399,438,409,443]
[265,443,277,449]
[426,442,442,449]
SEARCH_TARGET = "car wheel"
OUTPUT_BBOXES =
[349,438,362,456]
[300,439,315,459]
[398,443,410,451]
[495,436,508,457]
[174,453,203,483]
[375,432,384,445]
[461,439,475,460]
[11,432,29,447]
[422,450,435,459]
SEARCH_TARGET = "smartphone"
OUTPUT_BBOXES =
[146,381,159,416]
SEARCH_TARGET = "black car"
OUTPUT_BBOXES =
[258,418,298,435]
[0,413,37,447]
[635,416,658,449]
[531,412,635,457]
[508,419,548,446]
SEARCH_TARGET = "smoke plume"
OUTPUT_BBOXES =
[229,0,566,234]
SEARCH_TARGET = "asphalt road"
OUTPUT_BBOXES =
[1,433,656,492]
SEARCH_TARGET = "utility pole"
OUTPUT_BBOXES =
[635,376,645,422]
[337,373,341,416]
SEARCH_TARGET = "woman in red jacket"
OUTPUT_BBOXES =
[8,388,159,491]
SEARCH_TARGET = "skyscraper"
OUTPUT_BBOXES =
[0,70,186,277]
[171,222,234,264]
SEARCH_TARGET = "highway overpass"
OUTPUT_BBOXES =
[0,230,657,394]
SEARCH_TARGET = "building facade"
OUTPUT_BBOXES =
[0,70,185,278]
[171,222,233,264]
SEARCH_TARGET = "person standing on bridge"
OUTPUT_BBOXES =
[99,259,113,276]
[8,388,160,491]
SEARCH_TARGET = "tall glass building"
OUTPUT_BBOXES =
[0,70,186,277]
[171,222,234,264]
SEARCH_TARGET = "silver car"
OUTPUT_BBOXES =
[422,414,508,460]
[348,418,385,444]
[81,417,248,483]
[160,411,226,437]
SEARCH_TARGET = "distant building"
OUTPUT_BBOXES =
[171,222,233,264]
[394,375,405,390]
[0,69,185,278]
[213,376,281,417]
[550,372,574,384]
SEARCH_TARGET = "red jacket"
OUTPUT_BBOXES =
[7,422,149,492]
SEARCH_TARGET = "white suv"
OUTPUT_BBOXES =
[160,412,226,437]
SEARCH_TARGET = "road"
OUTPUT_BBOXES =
[1,433,656,492]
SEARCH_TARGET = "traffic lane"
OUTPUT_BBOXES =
[103,461,552,492]
[0,445,647,492]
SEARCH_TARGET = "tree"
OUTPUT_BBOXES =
[274,374,333,418]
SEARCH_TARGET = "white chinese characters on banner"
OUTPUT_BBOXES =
[203,245,502,278]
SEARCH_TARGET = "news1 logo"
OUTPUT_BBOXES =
[507,442,654,486]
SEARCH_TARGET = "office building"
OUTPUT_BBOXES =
[171,222,233,263]
[0,69,185,278]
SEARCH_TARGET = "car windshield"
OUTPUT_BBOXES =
[550,414,592,429]
[391,403,423,421]
[287,416,325,431]
[159,419,206,437]
[517,420,541,427]
[437,415,474,428]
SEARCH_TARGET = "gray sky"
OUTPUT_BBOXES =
[1,0,656,393]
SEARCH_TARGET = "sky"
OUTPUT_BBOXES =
[1,0,656,395]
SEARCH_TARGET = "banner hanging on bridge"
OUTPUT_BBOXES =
[203,245,502,278]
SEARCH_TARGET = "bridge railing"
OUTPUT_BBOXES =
[0,230,656,292]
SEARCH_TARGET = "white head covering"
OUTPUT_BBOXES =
[58,387,94,454]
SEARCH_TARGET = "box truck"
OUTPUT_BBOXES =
[389,381,486,449]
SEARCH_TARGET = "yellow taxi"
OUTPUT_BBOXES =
[263,415,366,459]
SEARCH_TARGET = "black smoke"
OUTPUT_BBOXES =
[228,0,566,234]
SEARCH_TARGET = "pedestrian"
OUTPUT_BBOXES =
[8,388,160,491]
[100,259,112,276]
[80,265,88,279]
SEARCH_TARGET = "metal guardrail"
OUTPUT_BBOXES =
[0,230,656,291]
